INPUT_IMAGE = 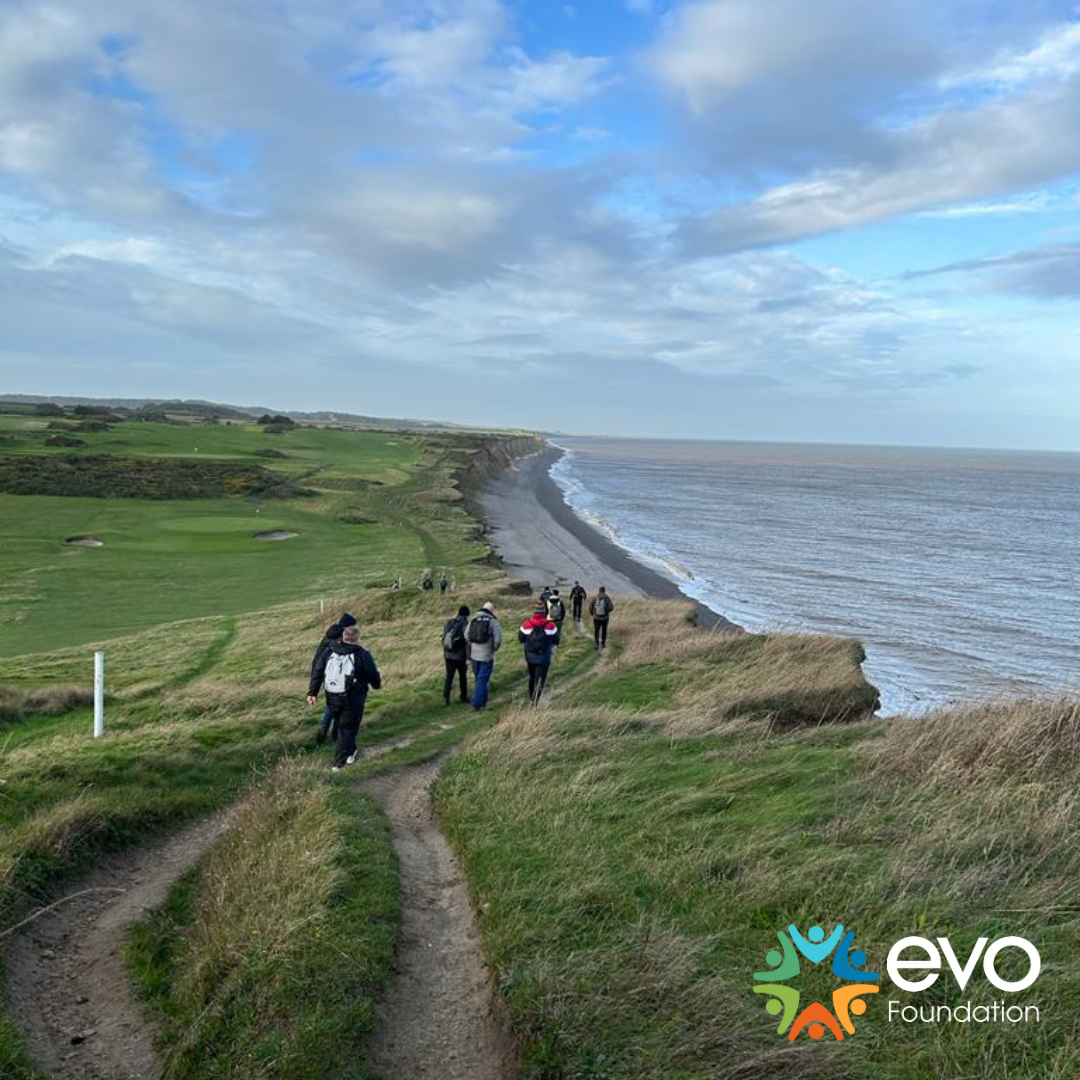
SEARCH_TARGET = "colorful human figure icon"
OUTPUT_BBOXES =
[788,923,845,963]
[753,985,800,1035]
[831,930,879,981]
[752,930,800,982]
[832,984,879,1035]
[787,1001,845,1042]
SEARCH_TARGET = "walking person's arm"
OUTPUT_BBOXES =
[307,648,329,704]
[362,650,382,690]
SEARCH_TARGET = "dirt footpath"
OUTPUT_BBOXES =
[363,760,518,1080]
[4,810,237,1080]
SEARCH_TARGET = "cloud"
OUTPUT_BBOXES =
[903,242,1080,299]
[943,19,1080,90]
[0,0,1077,445]
[674,67,1080,253]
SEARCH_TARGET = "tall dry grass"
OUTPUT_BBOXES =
[0,684,92,723]
[870,697,1080,782]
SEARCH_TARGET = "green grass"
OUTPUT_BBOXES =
[12,411,1068,1080]
[0,414,505,655]
[128,760,398,1080]
[435,603,1076,1080]
[0,424,538,1077]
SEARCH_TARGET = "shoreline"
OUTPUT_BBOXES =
[479,445,741,632]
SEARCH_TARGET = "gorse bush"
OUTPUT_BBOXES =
[0,454,292,499]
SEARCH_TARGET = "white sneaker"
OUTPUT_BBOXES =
[346,752,358,765]
[331,765,343,773]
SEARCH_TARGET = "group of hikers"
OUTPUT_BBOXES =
[306,581,615,770]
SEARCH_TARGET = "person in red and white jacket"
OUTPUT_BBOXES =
[518,603,561,704]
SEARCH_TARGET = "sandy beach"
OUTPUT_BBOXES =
[479,446,741,632]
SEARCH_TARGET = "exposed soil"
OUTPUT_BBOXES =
[64,536,103,547]
[4,810,237,1080]
[251,529,297,541]
[4,650,596,1080]
[362,760,518,1080]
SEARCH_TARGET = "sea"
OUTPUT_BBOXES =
[549,437,1080,715]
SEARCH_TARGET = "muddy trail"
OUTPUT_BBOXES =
[4,642,602,1080]
[362,760,518,1080]
[361,648,605,1080]
[3,810,237,1080]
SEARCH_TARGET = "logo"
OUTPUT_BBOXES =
[753,923,879,1042]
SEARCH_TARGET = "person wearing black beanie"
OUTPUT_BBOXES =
[310,612,358,743]
[441,604,471,705]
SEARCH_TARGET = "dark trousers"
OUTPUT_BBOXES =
[444,656,468,702]
[593,617,609,647]
[318,704,334,739]
[572,600,583,621]
[329,696,366,766]
[527,661,551,703]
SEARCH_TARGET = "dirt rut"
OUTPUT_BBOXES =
[363,760,518,1080]
[4,810,237,1080]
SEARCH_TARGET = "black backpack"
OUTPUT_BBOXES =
[468,616,493,645]
[524,625,551,663]
[443,617,466,652]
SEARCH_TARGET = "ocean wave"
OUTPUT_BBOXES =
[551,453,699,587]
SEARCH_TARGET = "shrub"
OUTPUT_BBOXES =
[0,454,293,500]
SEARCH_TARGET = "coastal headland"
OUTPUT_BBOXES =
[1,405,1075,1080]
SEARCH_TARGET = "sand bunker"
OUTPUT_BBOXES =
[65,535,104,547]
[253,530,298,541]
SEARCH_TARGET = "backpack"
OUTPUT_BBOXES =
[467,615,493,645]
[549,598,565,621]
[594,596,609,617]
[324,650,356,694]
[524,625,551,663]
[443,618,466,652]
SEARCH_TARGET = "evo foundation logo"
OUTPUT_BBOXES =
[753,923,1042,1041]
[753,923,879,1041]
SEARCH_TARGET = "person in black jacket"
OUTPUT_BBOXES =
[309,612,357,744]
[570,581,587,623]
[442,604,471,705]
[518,603,561,704]
[307,625,382,770]
[589,587,615,650]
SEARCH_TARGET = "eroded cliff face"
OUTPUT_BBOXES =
[442,432,544,569]
[453,433,545,499]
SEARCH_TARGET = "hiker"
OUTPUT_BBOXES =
[570,581,587,623]
[518,602,560,704]
[547,588,566,629]
[309,611,357,745]
[421,571,434,592]
[589,587,615,650]
[539,585,553,606]
[442,604,471,705]
[467,601,502,710]
[439,571,449,595]
[307,625,382,771]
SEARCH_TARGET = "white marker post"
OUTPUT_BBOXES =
[320,598,325,615]
[93,651,105,738]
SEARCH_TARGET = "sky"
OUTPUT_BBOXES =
[1,0,1079,449]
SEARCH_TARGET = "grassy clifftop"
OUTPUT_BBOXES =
[437,604,1078,1080]
[4,408,1069,1080]
[0,408,537,655]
